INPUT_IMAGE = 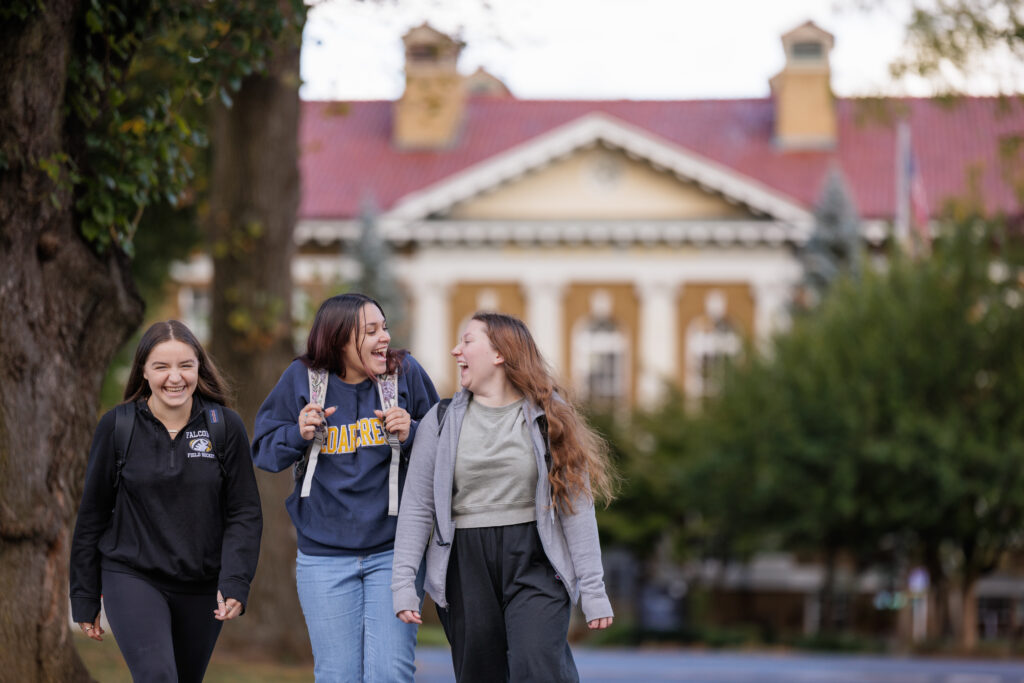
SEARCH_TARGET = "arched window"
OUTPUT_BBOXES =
[573,316,628,408]
[177,286,210,343]
[685,291,741,399]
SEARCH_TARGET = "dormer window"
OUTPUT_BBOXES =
[409,44,439,62]
[792,41,823,60]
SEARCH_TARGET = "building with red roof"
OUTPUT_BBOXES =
[173,21,1024,403]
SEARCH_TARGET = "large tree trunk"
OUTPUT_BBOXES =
[0,3,145,681]
[205,12,309,660]
[955,537,988,652]
[959,576,978,651]
[817,546,838,633]
[923,543,952,641]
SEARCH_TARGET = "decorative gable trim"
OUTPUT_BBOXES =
[292,217,889,248]
[383,112,813,226]
[382,219,810,246]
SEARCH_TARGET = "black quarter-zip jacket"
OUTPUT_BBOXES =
[69,398,262,623]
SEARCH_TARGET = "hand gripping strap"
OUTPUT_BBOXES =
[376,374,401,516]
[299,368,329,498]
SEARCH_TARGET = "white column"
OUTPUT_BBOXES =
[524,280,566,377]
[411,279,452,393]
[637,279,678,406]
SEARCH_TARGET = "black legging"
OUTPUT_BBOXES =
[101,568,223,683]
[436,522,579,683]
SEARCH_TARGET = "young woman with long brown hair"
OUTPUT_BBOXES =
[70,320,262,682]
[392,311,615,682]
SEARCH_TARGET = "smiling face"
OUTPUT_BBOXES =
[341,303,391,383]
[451,318,504,394]
[143,340,199,413]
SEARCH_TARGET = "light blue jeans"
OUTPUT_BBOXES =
[296,548,418,682]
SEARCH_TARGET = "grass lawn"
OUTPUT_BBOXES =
[75,632,314,682]
[75,626,449,682]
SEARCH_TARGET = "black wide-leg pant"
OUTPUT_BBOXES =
[101,568,223,683]
[436,522,579,683]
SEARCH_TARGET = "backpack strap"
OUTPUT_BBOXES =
[376,373,401,516]
[113,402,136,489]
[202,401,228,478]
[297,368,329,497]
[435,398,452,434]
[538,414,551,472]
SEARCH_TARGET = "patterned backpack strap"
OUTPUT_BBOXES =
[299,368,329,498]
[376,373,401,516]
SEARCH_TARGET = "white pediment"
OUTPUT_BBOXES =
[446,146,753,221]
[383,112,813,226]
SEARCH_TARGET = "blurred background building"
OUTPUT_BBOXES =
[165,20,1024,643]
[170,20,1019,405]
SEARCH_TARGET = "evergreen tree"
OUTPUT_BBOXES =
[352,197,408,344]
[799,166,863,305]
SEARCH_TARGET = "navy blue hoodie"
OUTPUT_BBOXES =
[251,356,438,555]
[69,398,263,623]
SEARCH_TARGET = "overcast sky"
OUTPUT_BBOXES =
[299,0,1024,101]
[299,0,1022,102]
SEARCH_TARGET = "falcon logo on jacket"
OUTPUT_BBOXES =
[187,433,216,459]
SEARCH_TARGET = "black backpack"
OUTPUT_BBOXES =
[113,400,228,487]
[436,398,551,471]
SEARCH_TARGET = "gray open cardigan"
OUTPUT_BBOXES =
[391,389,614,622]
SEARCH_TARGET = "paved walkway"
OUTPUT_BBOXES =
[413,647,1024,682]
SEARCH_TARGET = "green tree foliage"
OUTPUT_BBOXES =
[593,403,690,562]
[2,0,302,256]
[54,0,302,408]
[620,219,1024,645]
[848,0,1024,96]
[1,2,302,679]
[887,0,1024,95]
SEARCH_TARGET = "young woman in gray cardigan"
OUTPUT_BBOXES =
[392,312,616,682]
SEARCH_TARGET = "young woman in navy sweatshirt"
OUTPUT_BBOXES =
[69,320,263,683]
[251,293,438,682]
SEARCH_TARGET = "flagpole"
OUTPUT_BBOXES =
[894,120,911,248]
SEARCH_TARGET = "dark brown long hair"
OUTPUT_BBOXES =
[301,293,406,379]
[123,320,231,406]
[471,312,616,513]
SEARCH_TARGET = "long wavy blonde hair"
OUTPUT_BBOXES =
[472,312,616,513]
